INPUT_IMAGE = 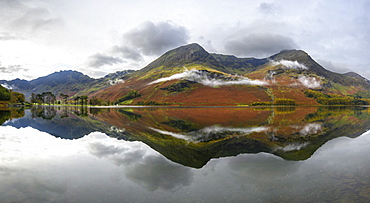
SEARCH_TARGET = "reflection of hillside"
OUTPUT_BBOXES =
[2,106,370,168]
[0,108,24,125]
[96,107,370,168]
[2,106,123,139]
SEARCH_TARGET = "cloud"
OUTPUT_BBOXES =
[148,69,267,86]
[83,132,194,191]
[87,53,125,68]
[258,2,277,16]
[271,59,308,69]
[123,21,189,56]
[298,76,321,89]
[85,21,188,70]
[315,59,351,73]
[224,32,298,57]
[111,45,143,61]
[0,64,28,80]
[124,155,193,191]
[149,125,269,142]
[274,142,310,152]
[0,2,64,40]
[300,123,322,136]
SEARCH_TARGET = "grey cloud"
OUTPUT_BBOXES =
[125,155,193,191]
[123,21,189,55]
[111,45,143,61]
[11,7,64,34]
[224,32,298,57]
[227,153,301,180]
[85,139,193,191]
[258,2,277,15]
[315,59,350,73]
[85,21,189,69]
[0,64,27,74]
[0,1,64,40]
[0,32,19,40]
[87,53,125,68]
[87,142,127,158]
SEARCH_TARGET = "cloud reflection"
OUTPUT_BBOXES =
[0,126,194,202]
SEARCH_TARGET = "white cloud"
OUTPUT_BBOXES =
[148,69,267,86]
[271,60,308,69]
[274,142,309,152]
[298,76,321,89]
[149,126,269,142]
[300,123,322,136]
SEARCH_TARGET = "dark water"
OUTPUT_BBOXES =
[1,106,370,202]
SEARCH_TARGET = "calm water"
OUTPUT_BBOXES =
[1,106,370,202]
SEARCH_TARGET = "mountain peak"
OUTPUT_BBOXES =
[142,43,220,71]
[269,49,309,61]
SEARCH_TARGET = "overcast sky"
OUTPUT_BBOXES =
[1,0,369,80]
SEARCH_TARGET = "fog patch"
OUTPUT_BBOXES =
[149,126,269,142]
[148,69,267,86]
[271,59,308,69]
[108,79,124,85]
[274,142,309,152]
[298,76,321,88]
[300,123,322,136]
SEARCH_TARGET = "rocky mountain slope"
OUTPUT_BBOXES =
[92,43,370,106]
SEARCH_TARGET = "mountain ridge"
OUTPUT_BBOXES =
[1,43,369,105]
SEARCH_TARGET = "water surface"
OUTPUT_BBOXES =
[1,106,370,202]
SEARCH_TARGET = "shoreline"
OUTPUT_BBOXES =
[28,104,370,109]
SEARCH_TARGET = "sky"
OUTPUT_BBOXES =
[0,0,370,81]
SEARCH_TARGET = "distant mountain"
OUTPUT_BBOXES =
[0,70,134,99]
[92,43,370,106]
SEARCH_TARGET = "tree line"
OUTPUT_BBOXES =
[0,85,26,104]
[30,92,109,106]
[304,89,369,105]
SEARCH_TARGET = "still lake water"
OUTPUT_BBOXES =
[1,106,370,202]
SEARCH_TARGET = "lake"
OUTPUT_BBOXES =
[1,106,370,202]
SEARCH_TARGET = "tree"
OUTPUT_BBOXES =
[59,93,69,104]
[80,95,88,106]
[74,96,80,105]
[90,96,103,106]
[31,93,37,103]
[0,85,11,100]
[11,91,25,103]
[41,92,56,105]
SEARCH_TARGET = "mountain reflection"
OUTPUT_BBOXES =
[2,106,370,168]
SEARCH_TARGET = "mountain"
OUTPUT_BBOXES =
[92,43,370,106]
[1,43,369,106]
[0,70,134,100]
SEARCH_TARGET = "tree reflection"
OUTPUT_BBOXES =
[31,106,57,119]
